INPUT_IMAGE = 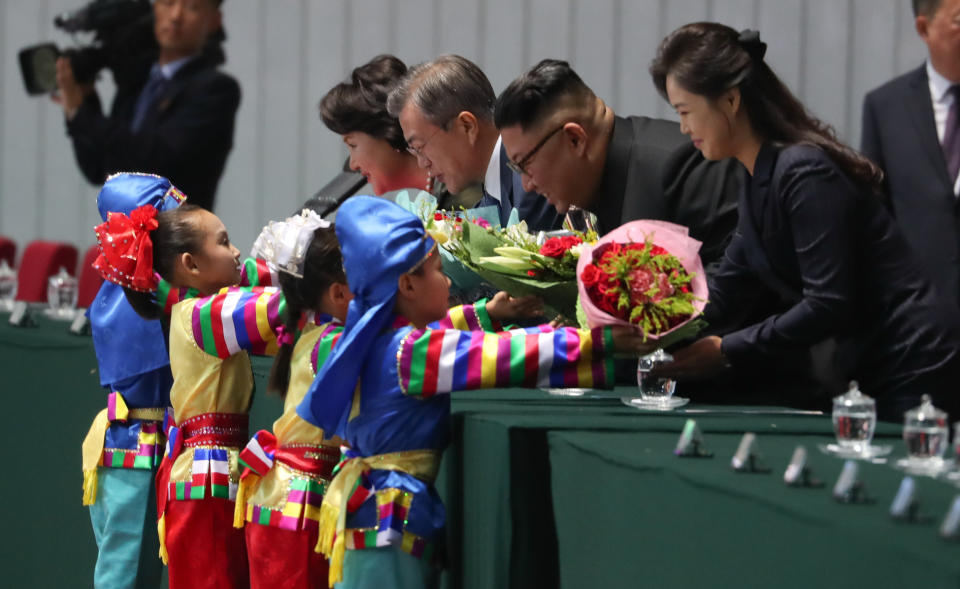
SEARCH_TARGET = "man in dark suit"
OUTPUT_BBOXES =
[862,0,960,306]
[54,0,239,212]
[386,54,560,231]
[496,59,742,269]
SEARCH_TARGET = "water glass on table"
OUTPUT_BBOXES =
[46,266,77,319]
[0,260,16,312]
[636,349,676,404]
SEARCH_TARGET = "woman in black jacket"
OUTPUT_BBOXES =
[648,22,960,421]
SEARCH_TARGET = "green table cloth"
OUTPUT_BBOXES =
[444,388,960,589]
[0,317,283,587]
[4,316,958,588]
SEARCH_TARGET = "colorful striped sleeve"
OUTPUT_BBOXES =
[239,257,278,288]
[190,286,287,358]
[430,299,502,332]
[155,277,199,316]
[310,322,345,375]
[397,326,614,397]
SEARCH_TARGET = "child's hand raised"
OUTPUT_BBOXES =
[485,292,544,322]
[609,325,659,357]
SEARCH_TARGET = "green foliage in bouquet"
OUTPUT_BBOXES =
[451,221,582,320]
[581,238,703,341]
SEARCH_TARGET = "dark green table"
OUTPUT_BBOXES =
[0,313,104,587]
[443,388,960,589]
[5,317,959,588]
[0,316,283,588]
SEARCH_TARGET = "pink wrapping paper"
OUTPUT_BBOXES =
[576,219,708,336]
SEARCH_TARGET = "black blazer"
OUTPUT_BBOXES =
[476,144,561,232]
[861,65,960,305]
[710,142,960,419]
[67,55,241,211]
[588,116,743,269]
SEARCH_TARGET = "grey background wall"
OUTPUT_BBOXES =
[0,0,926,260]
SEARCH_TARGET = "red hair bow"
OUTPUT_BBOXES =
[93,204,160,292]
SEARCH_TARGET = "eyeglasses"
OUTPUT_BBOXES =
[505,124,565,176]
[405,126,443,161]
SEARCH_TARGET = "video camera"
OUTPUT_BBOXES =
[18,0,156,96]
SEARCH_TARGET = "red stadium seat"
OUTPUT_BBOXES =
[77,244,103,308]
[0,236,15,267]
[16,240,78,303]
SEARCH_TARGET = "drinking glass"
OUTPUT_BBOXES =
[0,259,16,312]
[636,349,676,403]
[47,266,77,318]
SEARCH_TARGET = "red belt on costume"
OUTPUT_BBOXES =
[234,431,343,531]
[155,412,249,564]
[179,412,250,448]
[238,431,340,480]
[156,412,249,509]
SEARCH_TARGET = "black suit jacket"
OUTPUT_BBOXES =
[589,115,743,269]
[861,65,960,305]
[710,142,960,419]
[66,55,240,211]
[476,144,561,231]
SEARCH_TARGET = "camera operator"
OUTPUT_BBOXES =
[53,0,239,212]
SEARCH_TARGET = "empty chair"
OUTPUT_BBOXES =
[77,244,103,308]
[0,236,15,267]
[16,240,78,303]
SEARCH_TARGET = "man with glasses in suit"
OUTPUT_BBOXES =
[496,59,742,268]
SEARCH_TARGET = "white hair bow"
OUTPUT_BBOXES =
[251,209,331,278]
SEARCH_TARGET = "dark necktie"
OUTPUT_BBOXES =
[943,85,960,187]
[130,68,167,133]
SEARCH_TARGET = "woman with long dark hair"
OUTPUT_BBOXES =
[648,22,960,421]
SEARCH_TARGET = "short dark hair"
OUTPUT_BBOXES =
[386,55,495,127]
[494,59,594,131]
[913,0,942,17]
[320,55,408,150]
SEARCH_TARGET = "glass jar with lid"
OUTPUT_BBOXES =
[46,266,77,319]
[903,394,949,462]
[832,381,876,452]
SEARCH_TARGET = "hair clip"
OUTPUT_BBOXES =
[738,29,767,61]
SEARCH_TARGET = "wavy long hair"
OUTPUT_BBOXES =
[650,22,883,195]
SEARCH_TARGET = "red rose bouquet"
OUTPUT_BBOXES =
[577,220,708,342]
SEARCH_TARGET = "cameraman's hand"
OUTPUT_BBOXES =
[485,291,543,323]
[52,57,91,120]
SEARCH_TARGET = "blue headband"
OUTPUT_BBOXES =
[89,173,186,385]
[297,196,435,435]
